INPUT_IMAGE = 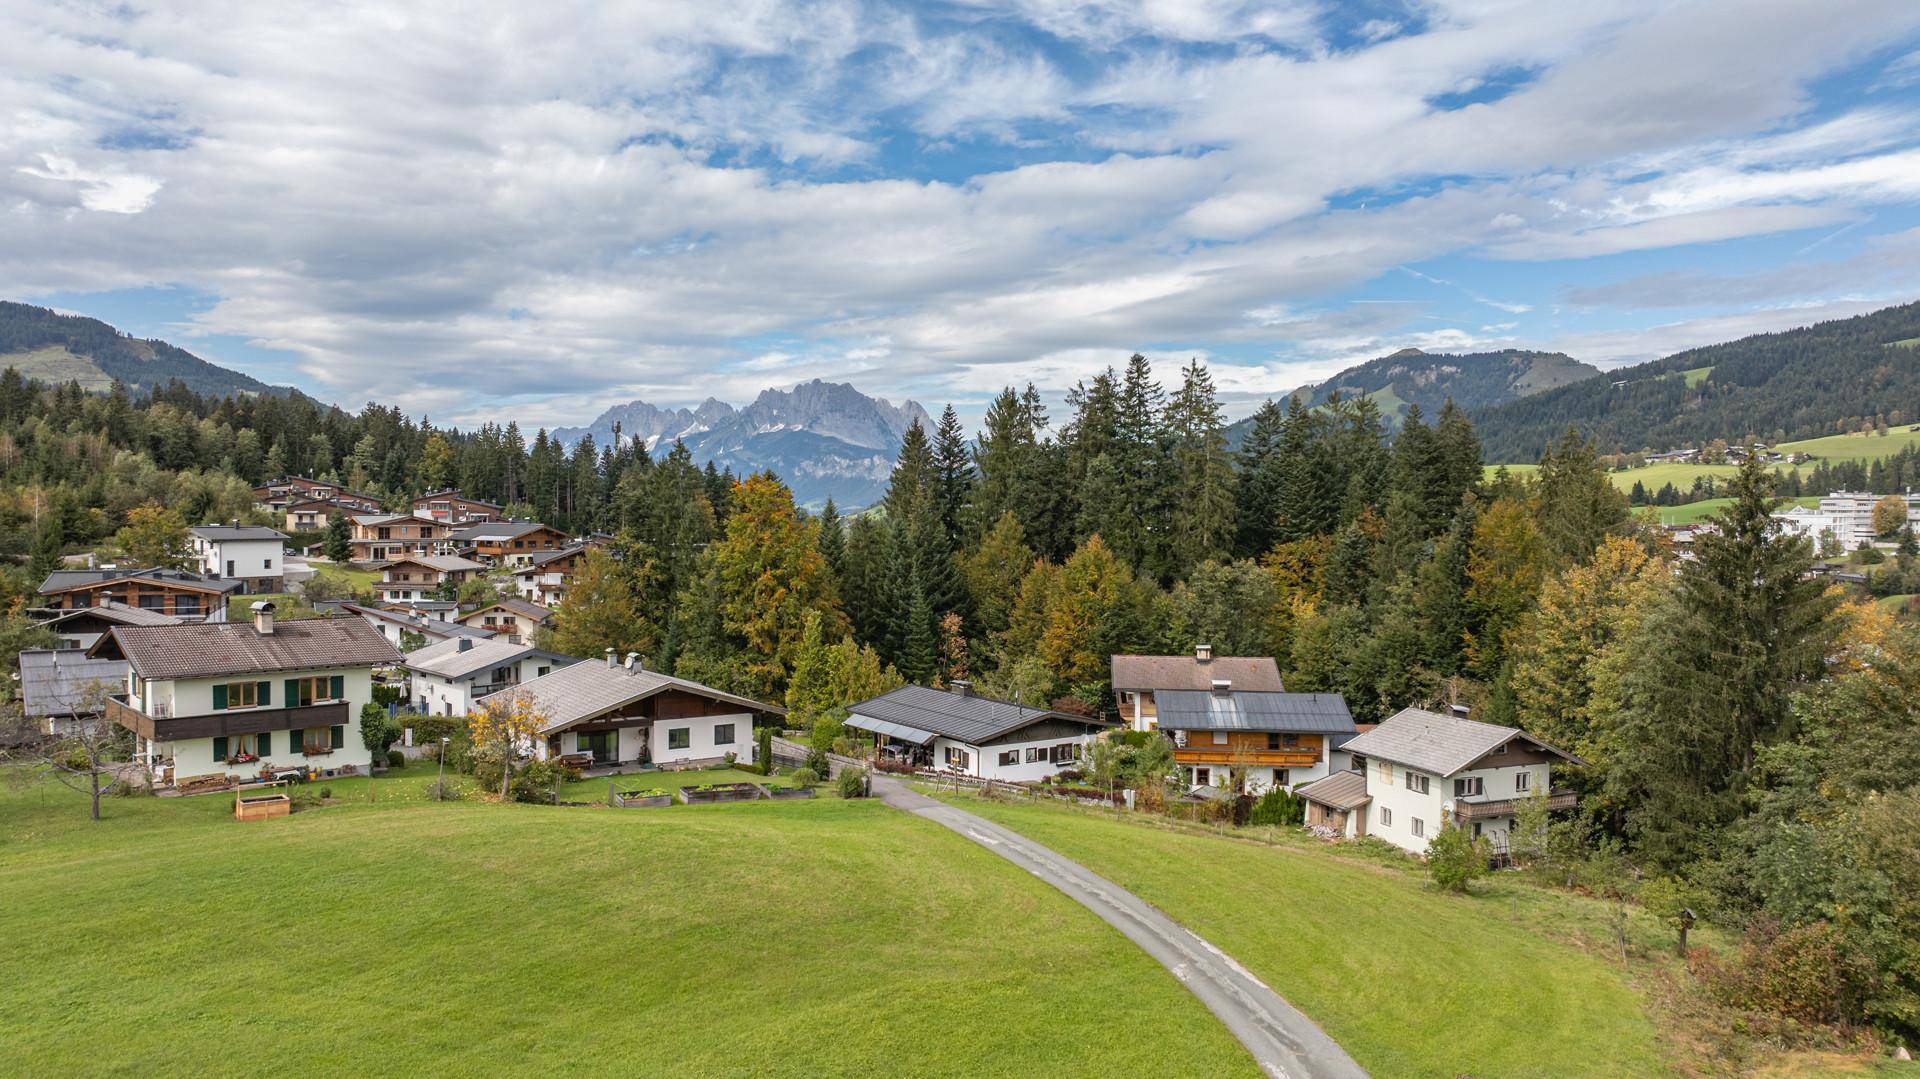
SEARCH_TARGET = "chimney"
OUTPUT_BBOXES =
[1449,703,1471,718]
[1195,643,1213,662]
[1210,678,1232,698]
[457,637,472,652]
[605,647,616,669]
[624,652,642,673]
[950,679,973,697]
[251,600,276,636]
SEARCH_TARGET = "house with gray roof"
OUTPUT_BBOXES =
[32,599,184,651]
[1154,688,1357,794]
[402,637,578,717]
[16,648,129,734]
[1337,707,1582,858]
[844,682,1115,781]
[480,649,781,768]
[340,602,494,649]
[190,523,290,594]
[37,566,240,621]
[91,602,403,788]
[1110,644,1284,732]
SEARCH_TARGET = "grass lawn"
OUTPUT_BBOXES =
[1650,495,1818,525]
[225,591,313,620]
[0,771,1256,1077]
[555,765,798,803]
[309,563,380,593]
[931,791,1664,1078]
[1775,427,1920,465]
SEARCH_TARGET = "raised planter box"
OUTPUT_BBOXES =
[612,790,675,808]
[679,782,763,804]
[234,793,290,821]
[765,785,815,800]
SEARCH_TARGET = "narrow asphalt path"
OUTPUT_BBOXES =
[871,775,1369,1079]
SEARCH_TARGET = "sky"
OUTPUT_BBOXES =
[6,0,1920,432]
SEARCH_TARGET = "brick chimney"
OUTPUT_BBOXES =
[950,680,973,697]
[251,600,276,636]
[1195,643,1213,662]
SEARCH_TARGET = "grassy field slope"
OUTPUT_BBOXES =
[0,774,1255,1077]
[937,792,1663,1079]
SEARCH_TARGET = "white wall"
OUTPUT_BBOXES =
[933,732,1092,782]
[411,655,568,717]
[1365,760,1447,856]
[199,538,285,582]
[649,712,753,766]
[152,667,376,780]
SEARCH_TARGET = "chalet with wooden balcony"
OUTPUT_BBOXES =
[512,543,590,606]
[376,554,488,603]
[443,520,571,566]
[454,597,553,642]
[1110,645,1285,732]
[252,475,348,511]
[348,513,451,563]
[36,567,241,621]
[490,649,782,769]
[411,489,502,526]
[283,495,382,533]
[402,636,578,717]
[1332,707,1583,859]
[92,602,403,789]
[1156,686,1356,794]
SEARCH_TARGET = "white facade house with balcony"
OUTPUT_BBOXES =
[1325,707,1582,858]
[189,525,289,594]
[402,637,579,717]
[843,682,1116,782]
[93,603,402,788]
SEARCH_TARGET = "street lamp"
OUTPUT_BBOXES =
[438,735,450,796]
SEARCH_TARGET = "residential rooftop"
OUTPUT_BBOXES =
[189,524,290,542]
[1152,690,1355,734]
[1110,649,1284,693]
[96,613,402,681]
[845,684,1110,746]
[1340,707,1581,778]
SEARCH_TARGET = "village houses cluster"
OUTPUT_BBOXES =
[17,474,1580,863]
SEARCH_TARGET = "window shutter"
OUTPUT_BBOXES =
[256,733,271,756]
[257,681,270,706]
[213,683,227,710]
[213,736,228,761]
[330,725,344,749]
[286,679,299,707]
[329,675,344,700]
[289,729,303,754]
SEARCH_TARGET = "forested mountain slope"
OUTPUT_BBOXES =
[0,301,278,398]
[1472,300,1920,462]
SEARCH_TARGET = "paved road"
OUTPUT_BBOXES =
[871,775,1368,1079]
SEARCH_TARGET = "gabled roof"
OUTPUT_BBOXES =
[1295,769,1371,811]
[1154,690,1354,733]
[414,489,501,509]
[189,525,289,542]
[402,637,578,680]
[16,649,129,718]
[485,658,782,733]
[1110,653,1284,692]
[457,597,552,623]
[38,567,241,596]
[380,554,487,573]
[352,512,441,528]
[285,496,380,513]
[1339,707,1582,778]
[98,616,403,681]
[447,520,554,542]
[340,603,494,639]
[845,684,1111,747]
[41,600,185,629]
[515,545,588,573]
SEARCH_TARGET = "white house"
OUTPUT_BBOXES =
[844,682,1116,782]
[340,602,494,650]
[93,602,403,787]
[454,598,552,642]
[403,636,578,717]
[189,524,289,594]
[1329,708,1581,858]
[376,554,488,604]
[1774,491,1920,551]
[487,649,782,768]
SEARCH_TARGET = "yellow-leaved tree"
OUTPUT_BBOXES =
[468,690,548,800]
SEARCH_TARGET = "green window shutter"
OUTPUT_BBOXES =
[212,736,228,761]
[329,675,344,700]
[331,725,345,749]
[256,733,270,756]
[289,729,303,754]
[286,679,299,707]
[213,683,227,710]
[257,681,269,706]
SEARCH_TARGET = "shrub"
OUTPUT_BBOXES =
[426,777,462,802]
[508,757,570,804]
[806,745,831,778]
[1427,824,1491,894]
[410,715,462,745]
[1694,919,1875,1027]
[387,750,406,769]
[1248,786,1304,827]
[837,766,868,799]
[788,767,819,789]
[757,725,773,770]
[319,786,332,800]
[1054,768,1086,784]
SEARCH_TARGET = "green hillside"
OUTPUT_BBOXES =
[0,301,278,398]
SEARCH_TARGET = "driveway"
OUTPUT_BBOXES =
[871,775,1368,1079]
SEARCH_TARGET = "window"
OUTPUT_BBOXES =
[998,750,1019,767]
[1514,770,1531,792]
[284,676,343,707]
[1411,817,1425,838]
[1405,772,1430,795]
[1454,776,1484,798]
[1379,806,1392,827]
[225,560,235,576]
[1377,760,1394,785]
[1272,768,1289,787]
[1049,742,1080,765]
[1212,731,1229,745]
[1491,743,1507,755]
[1024,747,1042,763]
[667,727,690,750]
[1282,733,1299,748]
[944,746,970,769]
[264,558,272,570]
[1194,767,1212,786]
[213,681,264,710]
[713,723,736,746]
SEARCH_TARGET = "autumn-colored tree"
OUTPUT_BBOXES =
[995,558,1059,663]
[711,474,849,699]
[1508,535,1669,777]
[1872,494,1909,538]
[1462,497,1547,679]
[548,548,658,661]
[468,689,549,799]
[115,502,191,569]
[784,609,902,731]
[958,511,1033,637]
[1037,535,1154,699]
[419,433,456,492]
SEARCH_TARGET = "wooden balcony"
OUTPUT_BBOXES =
[1452,790,1577,821]
[107,695,349,742]
[1173,746,1323,768]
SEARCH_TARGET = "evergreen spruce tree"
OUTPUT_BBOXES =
[1164,359,1236,578]
[1110,354,1170,576]
[883,420,935,524]
[1234,399,1286,557]
[816,498,844,575]
[932,405,973,544]
[1534,427,1629,568]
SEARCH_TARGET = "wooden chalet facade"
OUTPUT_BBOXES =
[348,514,451,563]
[36,568,240,620]
[411,489,502,525]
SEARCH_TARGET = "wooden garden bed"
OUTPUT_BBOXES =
[765,785,815,800]
[678,782,763,804]
[612,790,675,808]
[234,793,290,821]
